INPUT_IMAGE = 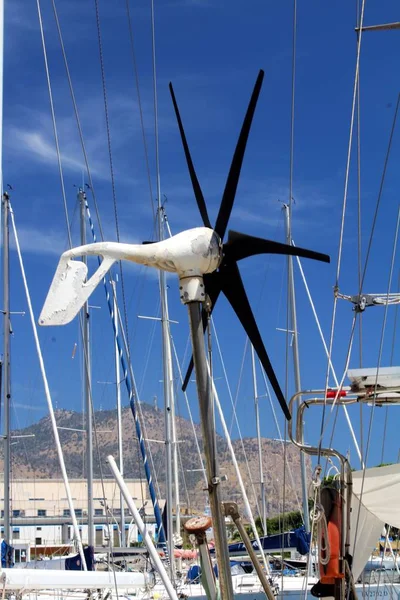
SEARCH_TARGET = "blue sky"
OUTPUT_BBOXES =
[3,0,400,474]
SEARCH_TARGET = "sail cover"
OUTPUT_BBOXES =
[23,546,95,571]
[1,540,14,568]
[350,463,400,580]
[210,526,310,557]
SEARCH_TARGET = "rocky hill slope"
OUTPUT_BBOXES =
[4,404,308,517]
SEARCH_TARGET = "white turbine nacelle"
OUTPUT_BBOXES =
[39,227,221,326]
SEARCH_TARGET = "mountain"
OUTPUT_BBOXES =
[5,404,309,517]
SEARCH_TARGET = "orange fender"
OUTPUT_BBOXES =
[320,488,344,584]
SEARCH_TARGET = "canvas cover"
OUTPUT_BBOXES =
[350,463,400,579]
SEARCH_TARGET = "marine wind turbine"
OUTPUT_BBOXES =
[39,69,329,600]
[169,69,329,418]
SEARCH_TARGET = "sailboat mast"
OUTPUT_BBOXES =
[2,191,11,544]
[79,189,94,547]
[161,208,182,566]
[157,206,176,576]
[283,204,310,532]
[111,278,126,546]
[251,346,267,536]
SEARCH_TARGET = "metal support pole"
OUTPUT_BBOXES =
[2,192,10,545]
[251,346,267,536]
[187,302,234,600]
[289,392,354,600]
[283,204,310,532]
[224,502,276,600]
[79,189,94,548]
[111,279,125,547]
[107,455,179,600]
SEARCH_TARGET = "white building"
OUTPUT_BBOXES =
[0,478,161,560]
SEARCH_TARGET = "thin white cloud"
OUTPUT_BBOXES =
[10,220,142,258]
[9,128,86,173]
[10,225,69,256]
[12,403,44,412]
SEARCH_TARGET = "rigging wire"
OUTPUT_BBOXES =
[170,336,207,486]
[355,0,364,460]
[350,204,400,599]
[39,5,156,574]
[295,252,363,464]
[150,0,162,217]
[359,93,400,290]
[36,0,72,251]
[283,0,298,549]
[44,0,169,572]
[288,0,297,230]
[50,0,105,242]
[85,199,165,541]
[380,268,400,464]
[211,320,262,519]
[125,0,156,225]
[163,216,208,506]
[93,0,132,367]
[319,0,367,460]
[228,214,282,437]
[259,368,303,515]
[137,299,161,397]
[342,93,400,467]
[9,200,88,570]
[51,0,154,518]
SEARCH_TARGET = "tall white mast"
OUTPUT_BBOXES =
[2,191,10,545]
[251,346,267,536]
[0,0,8,546]
[78,189,94,547]
[150,0,179,569]
[9,202,87,569]
[158,206,178,576]
[111,277,126,546]
[283,203,310,532]
[161,209,181,568]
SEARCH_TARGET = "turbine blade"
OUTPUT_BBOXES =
[169,82,212,229]
[225,230,330,263]
[182,273,222,391]
[181,357,195,392]
[214,70,264,240]
[220,262,291,420]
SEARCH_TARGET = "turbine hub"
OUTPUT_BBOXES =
[153,227,221,278]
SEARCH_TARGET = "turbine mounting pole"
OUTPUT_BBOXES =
[283,204,310,532]
[185,297,234,600]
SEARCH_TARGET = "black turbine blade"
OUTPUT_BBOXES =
[169,82,212,229]
[182,357,195,392]
[214,70,265,241]
[225,230,330,264]
[182,272,222,391]
[220,262,291,420]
